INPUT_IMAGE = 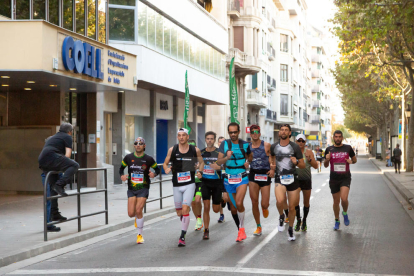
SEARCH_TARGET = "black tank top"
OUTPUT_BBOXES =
[171,144,197,187]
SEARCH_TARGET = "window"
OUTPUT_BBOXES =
[280,34,288,52]
[155,12,163,52]
[109,0,135,41]
[138,3,147,45]
[98,0,106,43]
[33,0,46,19]
[280,64,288,82]
[87,0,96,39]
[280,94,288,116]
[147,7,156,47]
[0,0,11,18]
[163,18,171,57]
[16,0,30,19]
[76,0,85,35]
[252,73,257,89]
[63,0,73,31]
[49,0,59,25]
[171,25,178,59]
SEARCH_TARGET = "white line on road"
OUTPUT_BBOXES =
[322,183,327,187]
[8,267,408,276]
[310,196,314,201]
[315,189,321,193]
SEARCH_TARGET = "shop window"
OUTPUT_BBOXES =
[138,2,147,45]
[0,0,11,18]
[76,0,85,35]
[33,0,46,19]
[16,0,30,19]
[109,7,135,41]
[98,0,106,43]
[63,0,74,31]
[49,0,59,25]
[87,0,96,39]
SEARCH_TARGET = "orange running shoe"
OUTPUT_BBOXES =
[253,226,262,236]
[240,228,247,240]
[263,209,269,218]
[136,234,145,244]
[236,231,242,242]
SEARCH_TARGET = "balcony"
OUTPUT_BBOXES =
[312,85,320,92]
[308,123,320,132]
[272,0,287,10]
[312,70,320,78]
[268,18,276,32]
[227,48,260,76]
[312,54,320,63]
[265,109,277,123]
[312,100,320,108]
[267,43,275,61]
[246,89,267,109]
[228,0,241,18]
[286,0,300,15]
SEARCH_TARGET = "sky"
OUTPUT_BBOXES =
[305,0,345,123]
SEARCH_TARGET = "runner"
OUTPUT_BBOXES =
[188,139,203,231]
[248,125,274,236]
[324,130,357,230]
[119,137,160,244]
[217,136,227,223]
[315,146,323,173]
[200,131,223,239]
[270,124,305,241]
[294,134,318,232]
[163,128,204,247]
[217,122,253,242]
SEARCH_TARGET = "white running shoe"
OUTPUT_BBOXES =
[288,231,296,241]
[278,218,285,232]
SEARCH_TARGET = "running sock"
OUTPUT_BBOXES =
[335,218,340,222]
[295,205,300,219]
[197,215,201,219]
[342,211,347,216]
[238,211,245,228]
[280,214,285,220]
[303,206,310,220]
[257,224,261,228]
[136,217,144,235]
[284,209,289,217]
[232,213,240,230]
[288,226,293,231]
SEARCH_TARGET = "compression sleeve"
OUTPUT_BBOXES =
[119,159,127,176]
[151,161,161,176]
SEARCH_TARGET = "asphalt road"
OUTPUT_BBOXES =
[5,156,414,276]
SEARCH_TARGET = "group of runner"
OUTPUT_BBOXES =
[120,123,357,246]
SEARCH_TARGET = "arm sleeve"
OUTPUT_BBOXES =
[270,143,276,156]
[151,159,161,175]
[119,158,127,176]
[349,146,356,158]
[218,141,225,154]
[293,143,303,159]
[64,135,73,149]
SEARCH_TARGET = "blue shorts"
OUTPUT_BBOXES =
[224,177,249,194]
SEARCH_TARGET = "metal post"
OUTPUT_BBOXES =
[104,168,108,225]
[159,172,163,209]
[77,171,81,232]
[43,172,50,241]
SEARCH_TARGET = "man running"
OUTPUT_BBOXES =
[120,137,160,244]
[217,136,227,223]
[200,131,222,239]
[163,128,204,247]
[315,146,323,173]
[188,139,203,231]
[248,125,274,236]
[270,124,305,241]
[324,130,356,230]
[294,134,318,232]
[217,122,253,242]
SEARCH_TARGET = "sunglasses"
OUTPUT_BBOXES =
[251,130,260,134]
[228,131,238,135]
[134,142,145,146]
[297,140,306,143]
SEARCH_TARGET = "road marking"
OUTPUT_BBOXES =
[310,196,314,201]
[9,267,408,276]
[322,183,326,187]
[315,189,321,193]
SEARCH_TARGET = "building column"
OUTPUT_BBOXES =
[111,92,125,184]
[144,91,156,159]
[168,96,178,148]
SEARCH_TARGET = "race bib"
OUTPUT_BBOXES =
[280,174,294,185]
[203,165,215,175]
[131,173,144,184]
[334,163,346,172]
[228,174,242,184]
[177,171,191,183]
[254,174,268,181]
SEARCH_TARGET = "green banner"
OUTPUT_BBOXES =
[229,57,240,124]
[184,71,191,134]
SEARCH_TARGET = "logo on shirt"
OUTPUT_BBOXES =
[142,164,147,170]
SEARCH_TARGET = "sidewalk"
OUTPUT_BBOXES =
[370,157,414,209]
[0,177,176,267]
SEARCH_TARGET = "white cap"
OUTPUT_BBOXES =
[177,128,189,135]
[295,134,307,141]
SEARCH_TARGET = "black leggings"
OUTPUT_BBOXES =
[395,160,401,171]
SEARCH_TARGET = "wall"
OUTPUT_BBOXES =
[125,88,150,116]
[156,93,174,120]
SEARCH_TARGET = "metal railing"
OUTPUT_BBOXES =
[43,168,108,241]
[143,165,174,213]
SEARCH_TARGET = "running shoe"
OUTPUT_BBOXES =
[195,218,203,231]
[343,212,350,226]
[263,209,269,218]
[278,217,285,232]
[334,220,340,231]
[253,226,262,236]
[236,233,242,242]
[136,234,144,244]
[288,228,295,241]
[294,218,301,232]
[178,238,186,247]
[203,229,209,240]
[218,214,225,223]
[285,217,289,223]
[240,228,247,240]
[301,220,307,232]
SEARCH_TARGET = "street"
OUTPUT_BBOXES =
[5,157,414,276]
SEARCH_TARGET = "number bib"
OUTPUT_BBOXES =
[177,171,191,183]
[228,174,242,184]
[280,174,294,185]
[131,173,144,185]
[334,163,346,172]
[254,174,268,181]
[203,165,215,175]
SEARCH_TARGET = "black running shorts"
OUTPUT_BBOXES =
[249,169,271,187]
[298,179,312,190]
[127,188,149,198]
[329,178,351,194]
[201,179,222,205]
[275,177,299,192]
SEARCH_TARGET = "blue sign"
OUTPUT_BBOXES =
[62,36,104,80]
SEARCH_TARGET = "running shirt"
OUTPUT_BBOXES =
[119,153,159,190]
[171,144,198,187]
[218,139,251,182]
[249,140,270,171]
[270,141,303,184]
[325,144,355,180]
[296,150,312,180]
[201,148,221,180]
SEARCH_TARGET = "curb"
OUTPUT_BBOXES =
[0,207,176,268]
[370,159,414,209]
